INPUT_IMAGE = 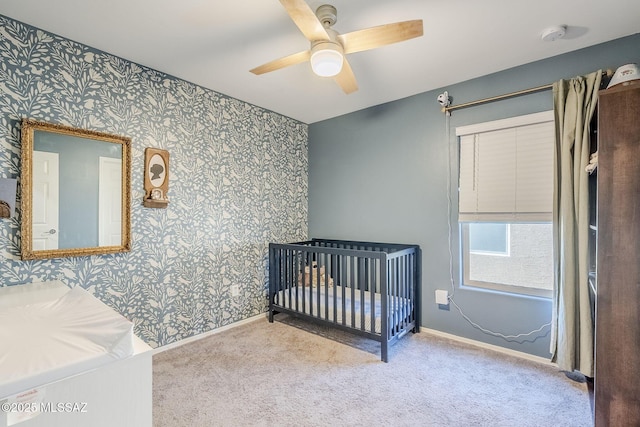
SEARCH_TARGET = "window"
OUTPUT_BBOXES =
[468,223,509,255]
[462,222,553,296]
[457,112,554,297]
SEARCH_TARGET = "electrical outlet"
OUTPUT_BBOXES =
[231,285,240,297]
[435,289,449,305]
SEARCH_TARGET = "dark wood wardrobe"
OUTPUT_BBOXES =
[594,80,640,426]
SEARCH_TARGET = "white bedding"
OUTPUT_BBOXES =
[0,281,134,399]
[276,285,412,334]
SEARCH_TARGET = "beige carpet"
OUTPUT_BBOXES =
[153,315,592,427]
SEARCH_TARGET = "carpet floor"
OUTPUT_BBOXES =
[153,315,592,427]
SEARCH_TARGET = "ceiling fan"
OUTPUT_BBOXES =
[250,0,423,94]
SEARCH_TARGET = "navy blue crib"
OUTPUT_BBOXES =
[268,239,421,362]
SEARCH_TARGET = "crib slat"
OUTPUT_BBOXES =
[305,251,311,316]
[279,247,283,309]
[284,249,288,310]
[350,255,355,329]
[359,256,365,331]
[392,256,397,335]
[400,255,405,331]
[406,254,411,328]
[335,250,340,324]
[294,250,300,312]
[284,248,289,310]
[371,258,377,333]
[400,254,405,326]
[283,249,287,310]
[341,256,346,326]
[316,251,321,319]
[322,252,328,321]
[398,255,404,332]
[400,256,404,332]
[396,257,400,334]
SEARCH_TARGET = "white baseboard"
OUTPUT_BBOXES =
[152,315,554,367]
[152,313,265,355]
[421,327,556,367]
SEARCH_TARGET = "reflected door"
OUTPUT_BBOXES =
[98,157,122,246]
[32,151,59,250]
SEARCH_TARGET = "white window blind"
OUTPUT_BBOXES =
[456,111,554,222]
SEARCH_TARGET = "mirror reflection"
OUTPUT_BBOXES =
[21,119,131,260]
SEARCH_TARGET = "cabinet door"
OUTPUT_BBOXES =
[595,82,640,426]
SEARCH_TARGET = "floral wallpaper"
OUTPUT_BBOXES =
[0,16,308,347]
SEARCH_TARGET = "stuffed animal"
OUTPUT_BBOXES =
[299,261,334,287]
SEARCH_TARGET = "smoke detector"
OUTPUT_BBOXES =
[541,25,566,42]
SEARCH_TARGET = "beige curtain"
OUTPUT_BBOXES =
[550,71,601,377]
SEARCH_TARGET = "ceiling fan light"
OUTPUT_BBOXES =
[310,42,343,77]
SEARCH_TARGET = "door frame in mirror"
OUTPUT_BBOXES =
[20,118,131,260]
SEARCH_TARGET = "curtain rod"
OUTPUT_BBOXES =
[442,69,613,114]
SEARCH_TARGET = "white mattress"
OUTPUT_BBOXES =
[276,285,412,334]
[0,281,134,399]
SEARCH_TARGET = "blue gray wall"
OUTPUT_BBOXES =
[308,34,640,357]
[0,16,308,348]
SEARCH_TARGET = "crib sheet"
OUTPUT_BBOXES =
[0,282,134,399]
[276,285,412,334]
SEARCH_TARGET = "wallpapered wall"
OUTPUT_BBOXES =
[0,16,308,347]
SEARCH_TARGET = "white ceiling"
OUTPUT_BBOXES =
[0,0,638,124]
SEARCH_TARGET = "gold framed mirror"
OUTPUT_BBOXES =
[20,119,131,260]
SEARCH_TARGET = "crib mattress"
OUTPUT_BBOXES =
[0,281,134,399]
[276,286,412,334]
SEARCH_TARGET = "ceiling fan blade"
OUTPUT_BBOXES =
[339,20,423,54]
[280,0,330,41]
[334,58,358,94]
[250,50,311,75]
